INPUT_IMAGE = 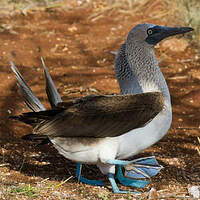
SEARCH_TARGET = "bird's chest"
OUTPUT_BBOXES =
[117,106,172,159]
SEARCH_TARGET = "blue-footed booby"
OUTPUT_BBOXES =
[10,23,193,194]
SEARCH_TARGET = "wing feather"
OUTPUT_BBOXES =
[27,92,164,138]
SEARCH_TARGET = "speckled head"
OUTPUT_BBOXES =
[127,23,193,46]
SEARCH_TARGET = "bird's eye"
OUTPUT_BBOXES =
[147,29,153,35]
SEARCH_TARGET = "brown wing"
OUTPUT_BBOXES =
[31,92,164,138]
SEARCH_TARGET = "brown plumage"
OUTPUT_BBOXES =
[17,92,164,138]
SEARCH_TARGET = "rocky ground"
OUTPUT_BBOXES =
[0,0,199,199]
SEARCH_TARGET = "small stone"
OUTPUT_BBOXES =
[68,26,77,32]
[52,191,61,197]
[148,188,158,199]
[188,186,200,198]
[110,51,117,55]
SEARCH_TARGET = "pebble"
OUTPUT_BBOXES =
[52,191,61,196]
[188,186,200,198]
[148,188,158,199]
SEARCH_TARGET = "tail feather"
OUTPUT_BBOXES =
[41,57,62,108]
[10,59,63,144]
[9,115,41,126]
[22,133,48,141]
[10,109,63,126]
[36,138,51,146]
[9,109,63,125]
[10,60,59,144]
[10,61,45,112]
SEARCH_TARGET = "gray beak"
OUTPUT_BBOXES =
[146,25,194,45]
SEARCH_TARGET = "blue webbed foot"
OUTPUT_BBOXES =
[75,163,104,186]
[117,165,150,188]
[123,156,163,179]
[78,176,104,186]
[108,173,139,194]
[106,156,163,189]
[106,156,163,179]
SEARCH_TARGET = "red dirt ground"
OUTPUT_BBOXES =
[0,0,199,199]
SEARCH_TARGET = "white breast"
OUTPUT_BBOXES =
[116,101,172,159]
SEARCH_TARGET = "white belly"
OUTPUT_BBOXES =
[117,105,172,159]
[50,136,119,164]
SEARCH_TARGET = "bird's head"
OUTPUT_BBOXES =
[127,23,193,46]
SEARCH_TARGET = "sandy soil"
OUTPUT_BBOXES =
[0,0,199,199]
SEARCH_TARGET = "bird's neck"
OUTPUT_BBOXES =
[118,42,171,105]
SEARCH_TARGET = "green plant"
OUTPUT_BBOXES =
[98,192,109,200]
[9,184,38,197]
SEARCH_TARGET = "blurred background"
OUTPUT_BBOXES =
[0,0,199,199]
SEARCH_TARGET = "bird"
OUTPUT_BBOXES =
[9,23,193,194]
[10,59,162,192]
